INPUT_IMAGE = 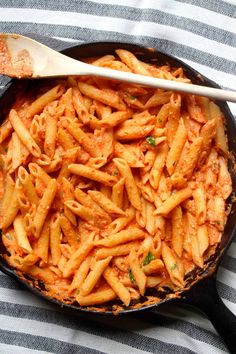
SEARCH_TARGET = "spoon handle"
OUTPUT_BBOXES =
[80,63,236,103]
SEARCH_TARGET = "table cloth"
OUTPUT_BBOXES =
[0,1,235,353]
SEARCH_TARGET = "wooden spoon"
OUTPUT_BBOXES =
[1,33,236,102]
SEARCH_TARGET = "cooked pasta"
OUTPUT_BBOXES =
[0,49,232,309]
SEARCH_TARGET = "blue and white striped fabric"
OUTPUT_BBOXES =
[0,1,235,353]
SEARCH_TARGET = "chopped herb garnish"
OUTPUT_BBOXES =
[143,252,155,266]
[214,220,221,225]
[128,269,135,283]
[129,95,137,100]
[76,289,80,295]
[170,263,178,271]
[112,170,119,176]
[146,136,156,147]
[124,131,129,135]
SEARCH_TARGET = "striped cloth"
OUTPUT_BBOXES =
[0,1,235,353]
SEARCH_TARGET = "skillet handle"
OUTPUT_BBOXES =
[182,276,236,354]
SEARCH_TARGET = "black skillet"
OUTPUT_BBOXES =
[0,42,236,353]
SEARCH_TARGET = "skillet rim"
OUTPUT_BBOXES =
[0,40,235,316]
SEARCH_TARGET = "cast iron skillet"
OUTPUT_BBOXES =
[0,42,236,353]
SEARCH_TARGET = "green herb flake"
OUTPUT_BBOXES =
[76,289,80,295]
[112,170,119,176]
[170,263,178,271]
[128,269,135,283]
[124,131,129,135]
[146,136,156,147]
[143,252,155,266]
[129,95,137,100]
[213,220,221,225]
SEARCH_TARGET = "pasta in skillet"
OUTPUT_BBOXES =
[0,49,232,308]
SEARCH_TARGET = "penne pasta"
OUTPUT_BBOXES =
[80,256,112,296]
[34,218,50,263]
[96,241,139,259]
[9,109,41,157]
[186,95,205,124]
[95,228,145,247]
[78,82,126,111]
[60,177,77,226]
[218,156,232,199]
[104,266,131,306]
[114,142,144,168]
[76,288,116,306]
[193,185,206,225]
[64,200,98,224]
[0,120,13,144]
[63,234,94,278]
[1,183,19,230]
[59,214,79,248]
[74,188,111,223]
[29,162,51,185]
[162,242,184,287]
[143,259,164,275]
[13,214,32,254]
[166,94,181,144]
[113,158,141,210]
[68,164,116,186]
[129,249,146,296]
[88,190,126,216]
[166,118,187,176]
[50,214,62,266]
[57,127,75,150]
[11,132,22,170]
[154,188,192,216]
[44,111,58,158]
[116,49,151,76]
[149,143,168,189]
[18,166,39,205]
[97,111,132,128]
[69,256,92,294]
[61,116,98,157]
[207,196,225,231]
[115,124,155,141]
[0,175,15,222]
[209,102,228,155]
[107,207,135,234]
[32,179,57,238]
[197,224,209,257]
[198,119,216,166]
[144,91,172,109]
[111,177,125,209]
[26,85,64,118]
[171,207,184,258]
